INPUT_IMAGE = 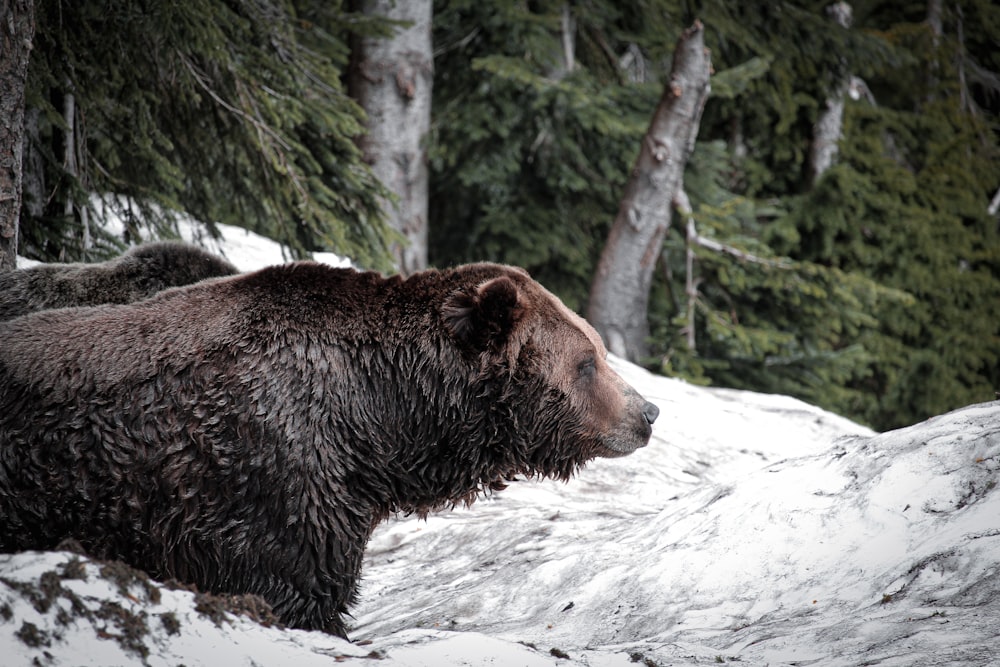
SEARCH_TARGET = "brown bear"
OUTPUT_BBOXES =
[0,261,658,637]
[0,241,239,321]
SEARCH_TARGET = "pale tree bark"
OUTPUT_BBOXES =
[807,2,852,187]
[587,21,711,362]
[988,186,1000,219]
[0,0,35,272]
[349,0,433,276]
[954,4,972,115]
[674,187,791,354]
[560,3,575,74]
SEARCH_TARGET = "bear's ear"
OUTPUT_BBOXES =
[443,276,525,351]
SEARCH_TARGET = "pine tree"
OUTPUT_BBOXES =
[20,0,393,267]
[428,2,893,384]
[429,0,680,310]
[427,0,997,430]
[784,0,1000,429]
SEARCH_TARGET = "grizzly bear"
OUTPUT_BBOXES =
[0,241,239,321]
[0,261,659,637]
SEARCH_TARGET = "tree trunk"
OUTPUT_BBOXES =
[0,0,35,272]
[348,0,433,276]
[587,21,711,362]
[925,0,942,102]
[807,2,852,187]
[560,3,575,74]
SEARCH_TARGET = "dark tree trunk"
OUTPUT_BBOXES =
[587,21,711,362]
[348,0,433,276]
[0,0,35,272]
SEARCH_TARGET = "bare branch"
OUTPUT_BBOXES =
[691,234,792,268]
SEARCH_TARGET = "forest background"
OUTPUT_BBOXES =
[2,0,998,432]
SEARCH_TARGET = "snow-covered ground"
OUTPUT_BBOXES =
[5,222,999,666]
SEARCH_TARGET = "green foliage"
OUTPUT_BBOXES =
[695,1,901,198]
[428,0,675,310]
[650,140,911,417]
[788,96,1000,428]
[21,0,392,268]
[428,0,999,431]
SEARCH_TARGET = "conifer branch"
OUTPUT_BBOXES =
[179,53,311,216]
[179,54,292,153]
[233,78,309,207]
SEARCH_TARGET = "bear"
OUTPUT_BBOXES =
[0,241,239,321]
[0,261,659,637]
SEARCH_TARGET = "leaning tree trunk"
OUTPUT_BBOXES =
[0,0,36,272]
[587,21,711,362]
[348,0,433,276]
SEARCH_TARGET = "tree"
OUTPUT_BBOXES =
[17,0,392,267]
[0,0,35,271]
[806,1,852,186]
[428,0,677,311]
[348,0,434,275]
[427,1,998,430]
[587,22,711,362]
[783,0,1000,428]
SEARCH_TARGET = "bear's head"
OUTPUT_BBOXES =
[442,265,659,479]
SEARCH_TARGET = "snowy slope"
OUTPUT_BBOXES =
[4,224,999,666]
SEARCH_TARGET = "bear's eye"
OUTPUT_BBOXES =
[577,356,596,379]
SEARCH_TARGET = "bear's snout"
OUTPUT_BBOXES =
[642,401,659,426]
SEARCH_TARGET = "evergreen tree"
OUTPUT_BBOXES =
[429,0,677,310]
[14,0,995,429]
[428,1,998,429]
[783,0,1000,429]
[428,2,894,404]
[20,0,393,267]
[644,1,908,418]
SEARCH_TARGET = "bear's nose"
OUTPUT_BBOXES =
[642,401,660,426]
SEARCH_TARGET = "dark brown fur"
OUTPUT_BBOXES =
[0,262,657,636]
[0,241,239,321]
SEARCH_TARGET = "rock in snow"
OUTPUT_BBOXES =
[5,223,999,666]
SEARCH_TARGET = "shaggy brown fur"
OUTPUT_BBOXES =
[0,261,658,636]
[0,241,238,321]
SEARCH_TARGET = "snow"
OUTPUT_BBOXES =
[5,219,1000,666]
